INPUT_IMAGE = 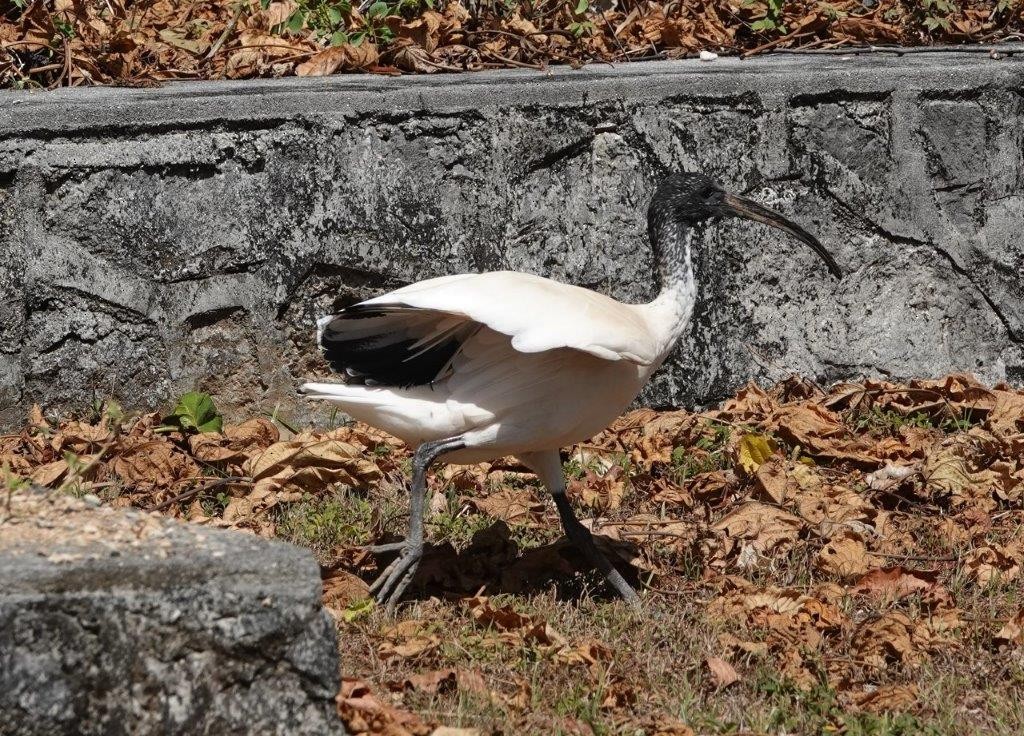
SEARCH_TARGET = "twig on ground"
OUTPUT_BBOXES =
[147,476,251,512]
[876,551,958,563]
[206,4,244,60]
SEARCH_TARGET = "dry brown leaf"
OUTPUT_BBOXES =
[854,567,938,600]
[753,456,788,504]
[470,487,546,524]
[465,596,534,630]
[923,446,973,497]
[718,632,769,657]
[337,677,430,735]
[995,609,1024,648]
[189,433,242,463]
[30,459,68,487]
[852,612,919,669]
[770,403,848,448]
[965,544,1022,586]
[379,620,440,659]
[816,531,879,578]
[219,485,292,529]
[28,404,49,431]
[296,43,379,76]
[987,389,1024,436]
[390,10,444,52]
[52,421,111,453]
[708,587,845,650]
[569,465,626,512]
[322,569,370,616]
[599,678,636,710]
[556,638,613,676]
[648,719,695,736]
[390,42,443,73]
[112,438,199,489]
[705,656,740,688]
[712,502,804,566]
[263,0,298,28]
[846,683,919,713]
[244,436,382,496]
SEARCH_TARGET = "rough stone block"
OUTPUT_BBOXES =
[0,490,346,736]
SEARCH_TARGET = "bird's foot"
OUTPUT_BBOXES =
[367,540,424,615]
[564,522,642,611]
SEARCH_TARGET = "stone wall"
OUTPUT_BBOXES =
[1,54,1022,427]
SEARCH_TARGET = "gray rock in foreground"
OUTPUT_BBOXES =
[0,55,1022,428]
[0,490,346,736]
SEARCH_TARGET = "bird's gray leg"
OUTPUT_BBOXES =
[368,435,464,614]
[550,490,641,608]
[519,450,641,609]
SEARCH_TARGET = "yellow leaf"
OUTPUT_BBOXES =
[738,433,778,474]
[342,597,375,623]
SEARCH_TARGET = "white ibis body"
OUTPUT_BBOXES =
[302,172,842,612]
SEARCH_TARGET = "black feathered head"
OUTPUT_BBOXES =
[647,172,842,278]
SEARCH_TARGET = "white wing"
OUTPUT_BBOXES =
[354,271,658,365]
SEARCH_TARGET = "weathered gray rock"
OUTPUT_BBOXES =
[0,55,1021,427]
[0,490,345,735]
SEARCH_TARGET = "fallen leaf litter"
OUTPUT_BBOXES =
[4,372,1024,733]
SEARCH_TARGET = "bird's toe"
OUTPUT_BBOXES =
[362,540,408,554]
[368,541,424,614]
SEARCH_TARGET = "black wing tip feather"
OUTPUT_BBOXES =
[318,308,463,388]
[339,302,417,319]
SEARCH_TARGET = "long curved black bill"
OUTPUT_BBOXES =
[722,192,843,278]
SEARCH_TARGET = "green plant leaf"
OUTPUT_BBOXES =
[286,9,307,33]
[574,0,589,14]
[367,1,389,17]
[168,391,223,433]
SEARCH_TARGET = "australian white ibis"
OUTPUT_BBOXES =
[302,172,842,612]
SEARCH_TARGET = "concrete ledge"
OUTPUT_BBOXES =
[0,491,345,735]
[1,56,1022,426]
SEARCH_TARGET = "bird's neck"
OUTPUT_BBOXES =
[646,214,698,353]
[650,218,695,292]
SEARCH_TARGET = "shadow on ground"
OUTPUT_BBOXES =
[360,521,643,604]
